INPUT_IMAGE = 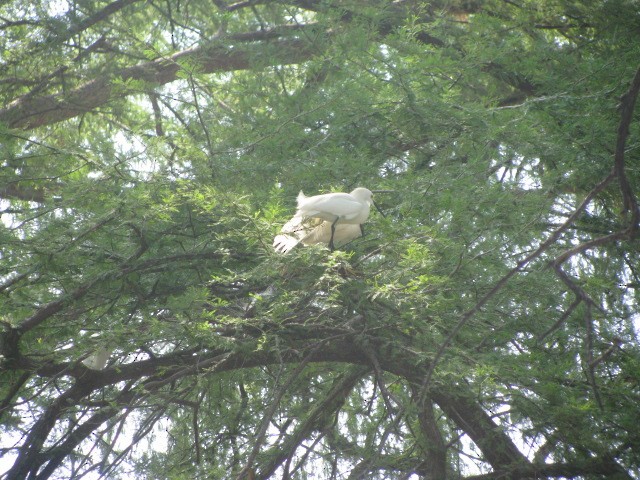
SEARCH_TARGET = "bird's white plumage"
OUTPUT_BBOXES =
[296,190,371,223]
[82,347,112,370]
[273,217,363,253]
[274,187,373,253]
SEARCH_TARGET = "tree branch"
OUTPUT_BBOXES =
[0,29,318,130]
[614,64,640,227]
[413,392,447,479]
[537,297,582,342]
[419,170,616,397]
[0,183,47,202]
[52,0,143,45]
[5,330,534,478]
[237,341,324,479]
[550,65,640,271]
[4,381,97,479]
[258,367,368,479]
[464,456,634,480]
[431,390,529,471]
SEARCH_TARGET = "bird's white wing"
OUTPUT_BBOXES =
[298,192,363,219]
[82,347,112,370]
[273,234,299,254]
[301,222,362,247]
[273,216,323,253]
[274,216,362,253]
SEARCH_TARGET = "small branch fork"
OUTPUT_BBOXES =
[420,65,640,401]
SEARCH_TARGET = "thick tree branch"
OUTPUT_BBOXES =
[464,456,634,480]
[5,381,97,479]
[0,1,539,131]
[8,365,188,480]
[615,65,640,227]
[257,367,368,479]
[431,390,529,471]
[0,372,30,423]
[5,329,532,479]
[0,30,318,130]
[413,393,447,479]
[32,405,121,480]
[0,183,46,202]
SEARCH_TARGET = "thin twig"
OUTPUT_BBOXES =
[537,297,582,342]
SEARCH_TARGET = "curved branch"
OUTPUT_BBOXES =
[615,64,640,227]
[0,183,46,202]
[5,382,96,479]
[464,456,634,480]
[419,171,616,396]
[551,65,640,270]
[53,0,143,45]
[33,405,121,480]
[431,391,529,470]
[257,366,368,479]
[6,331,533,478]
[0,30,318,130]
[9,366,182,480]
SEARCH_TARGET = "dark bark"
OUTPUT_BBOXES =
[0,2,537,131]
[0,34,316,129]
[4,333,535,480]
[415,395,448,479]
[0,183,46,202]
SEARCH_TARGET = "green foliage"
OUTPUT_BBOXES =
[1,1,639,479]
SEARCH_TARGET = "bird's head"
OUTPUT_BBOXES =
[351,187,387,217]
[350,187,374,203]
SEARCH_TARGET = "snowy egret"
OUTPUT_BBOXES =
[82,347,112,370]
[273,187,376,252]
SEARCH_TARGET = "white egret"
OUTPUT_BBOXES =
[273,187,375,252]
[82,347,112,370]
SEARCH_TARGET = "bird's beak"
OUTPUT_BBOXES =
[373,200,386,217]
[371,190,392,217]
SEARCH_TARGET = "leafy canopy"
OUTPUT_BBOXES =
[1,1,639,479]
